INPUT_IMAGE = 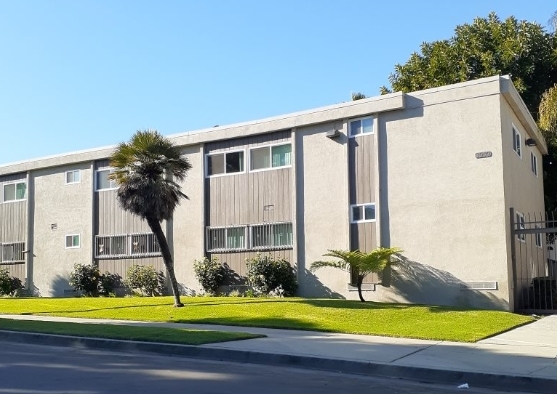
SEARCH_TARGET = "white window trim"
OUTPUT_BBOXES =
[65,234,81,249]
[248,142,293,173]
[350,203,377,223]
[95,167,118,191]
[2,181,27,203]
[531,151,538,177]
[516,211,526,242]
[512,124,522,159]
[205,149,246,178]
[65,170,81,185]
[349,116,375,138]
[535,225,543,248]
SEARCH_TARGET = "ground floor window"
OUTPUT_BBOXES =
[206,222,293,252]
[95,233,161,258]
[0,242,25,263]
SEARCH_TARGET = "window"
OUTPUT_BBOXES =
[131,233,161,256]
[65,234,80,249]
[349,117,374,137]
[351,203,376,223]
[66,170,81,184]
[95,169,117,191]
[207,227,246,252]
[3,182,26,202]
[250,144,292,171]
[531,152,538,177]
[95,233,161,258]
[535,225,542,248]
[516,212,525,242]
[206,151,245,176]
[512,126,522,157]
[251,223,293,249]
[1,242,25,263]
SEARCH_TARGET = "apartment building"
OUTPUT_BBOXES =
[0,75,546,310]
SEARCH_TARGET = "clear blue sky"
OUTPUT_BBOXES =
[1,0,555,165]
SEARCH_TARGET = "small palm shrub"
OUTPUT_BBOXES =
[124,264,165,296]
[194,257,225,295]
[0,268,24,296]
[246,254,297,296]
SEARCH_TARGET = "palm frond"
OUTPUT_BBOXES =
[310,260,351,273]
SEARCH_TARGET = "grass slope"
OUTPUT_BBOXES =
[0,318,262,345]
[0,297,533,342]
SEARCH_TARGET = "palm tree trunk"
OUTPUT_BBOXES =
[357,275,366,302]
[146,217,184,307]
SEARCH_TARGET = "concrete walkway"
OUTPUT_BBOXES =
[0,313,556,393]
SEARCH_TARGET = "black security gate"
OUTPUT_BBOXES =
[510,208,557,314]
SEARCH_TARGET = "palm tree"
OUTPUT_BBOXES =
[311,247,401,302]
[109,130,192,307]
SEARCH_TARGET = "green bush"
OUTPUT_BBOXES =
[194,257,225,294]
[124,265,165,296]
[69,264,101,296]
[69,264,121,297]
[0,268,24,296]
[246,254,297,296]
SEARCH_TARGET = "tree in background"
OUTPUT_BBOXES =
[110,130,192,307]
[381,12,557,210]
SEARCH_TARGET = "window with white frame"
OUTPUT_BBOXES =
[206,227,246,252]
[535,225,542,248]
[516,212,525,242]
[1,242,25,263]
[206,151,244,176]
[512,126,522,157]
[251,223,293,249]
[65,234,80,249]
[95,168,117,191]
[351,203,376,223]
[349,117,374,137]
[95,233,161,258]
[531,152,538,177]
[3,181,26,202]
[250,143,292,171]
[65,170,81,184]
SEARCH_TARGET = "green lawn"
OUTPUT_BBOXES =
[0,297,533,342]
[0,317,262,345]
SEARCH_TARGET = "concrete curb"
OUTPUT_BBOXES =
[1,330,555,394]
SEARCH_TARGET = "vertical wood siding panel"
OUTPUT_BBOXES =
[97,257,165,279]
[1,263,25,280]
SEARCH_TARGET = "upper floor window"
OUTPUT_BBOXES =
[3,181,26,202]
[512,125,522,158]
[250,143,292,171]
[206,150,245,177]
[351,203,376,223]
[66,170,81,184]
[349,117,374,137]
[95,168,117,191]
[531,152,538,177]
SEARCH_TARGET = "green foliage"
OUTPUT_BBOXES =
[0,268,24,296]
[311,248,402,302]
[246,254,297,296]
[383,12,557,117]
[69,264,120,297]
[124,264,165,297]
[193,257,225,294]
[351,92,366,100]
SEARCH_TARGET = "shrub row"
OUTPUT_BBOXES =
[194,254,297,296]
[69,263,164,297]
[0,268,24,296]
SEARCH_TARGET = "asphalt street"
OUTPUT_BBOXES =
[0,341,538,394]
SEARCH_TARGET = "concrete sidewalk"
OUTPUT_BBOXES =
[0,313,556,393]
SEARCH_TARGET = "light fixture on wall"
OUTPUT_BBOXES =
[326,129,341,139]
[526,138,537,147]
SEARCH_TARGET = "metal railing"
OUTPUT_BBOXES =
[206,222,293,253]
